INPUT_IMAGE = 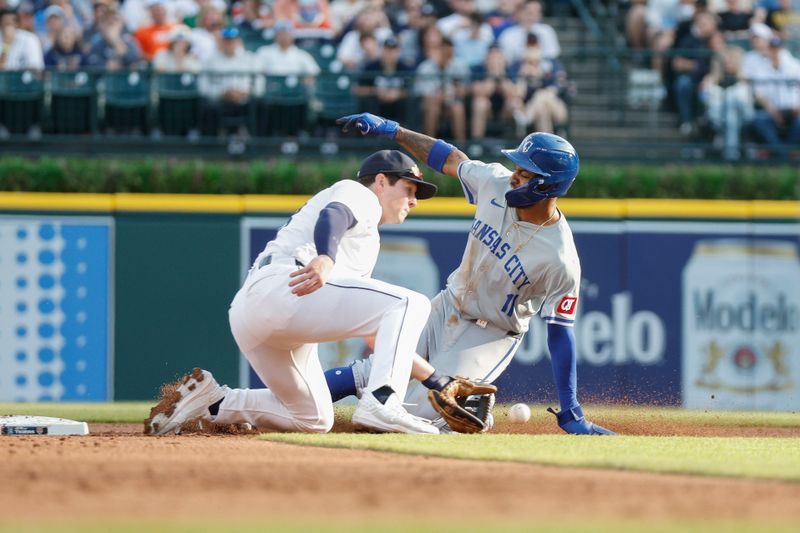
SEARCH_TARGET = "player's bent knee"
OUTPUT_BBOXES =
[292,414,334,433]
[291,404,335,433]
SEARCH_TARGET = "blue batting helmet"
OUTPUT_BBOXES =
[501,132,579,208]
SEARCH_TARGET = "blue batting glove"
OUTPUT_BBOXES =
[336,113,399,139]
[548,406,617,435]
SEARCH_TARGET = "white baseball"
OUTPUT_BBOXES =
[508,403,531,423]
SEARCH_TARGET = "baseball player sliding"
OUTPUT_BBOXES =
[146,150,475,435]
[326,113,616,435]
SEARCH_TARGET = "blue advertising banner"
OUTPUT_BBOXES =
[0,217,113,402]
[242,217,800,410]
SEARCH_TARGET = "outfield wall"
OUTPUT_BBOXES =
[1,193,798,410]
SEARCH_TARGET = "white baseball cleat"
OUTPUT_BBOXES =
[144,368,228,436]
[352,391,439,434]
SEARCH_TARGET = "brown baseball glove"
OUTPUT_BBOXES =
[428,377,497,434]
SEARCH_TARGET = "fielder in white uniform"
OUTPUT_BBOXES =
[146,150,441,435]
[329,113,616,435]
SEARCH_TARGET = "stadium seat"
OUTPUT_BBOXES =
[260,75,310,136]
[102,70,151,135]
[306,41,338,72]
[241,28,272,53]
[313,73,358,126]
[0,70,45,136]
[49,70,97,135]
[155,72,200,137]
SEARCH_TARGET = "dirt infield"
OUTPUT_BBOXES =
[1,421,799,524]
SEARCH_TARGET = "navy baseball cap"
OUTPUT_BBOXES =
[357,150,438,200]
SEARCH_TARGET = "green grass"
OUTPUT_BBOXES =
[260,433,800,482]
[562,404,800,428]
[0,402,151,423]
[2,402,798,427]
[1,519,798,533]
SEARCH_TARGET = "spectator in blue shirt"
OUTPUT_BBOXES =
[355,35,413,122]
[671,10,719,136]
[44,24,87,68]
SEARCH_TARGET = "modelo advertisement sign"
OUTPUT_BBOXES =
[243,217,799,410]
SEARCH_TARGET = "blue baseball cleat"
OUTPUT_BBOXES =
[548,406,617,435]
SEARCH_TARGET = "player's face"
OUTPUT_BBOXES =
[510,166,538,189]
[378,175,418,225]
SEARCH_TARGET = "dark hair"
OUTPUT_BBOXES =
[359,31,376,44]
[0,8,17,19]
[441,36,454,48]
[357,173,403,188]
[170,38,192,53]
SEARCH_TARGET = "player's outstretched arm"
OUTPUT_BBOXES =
[337,112,468,179]
[395,128,468,179]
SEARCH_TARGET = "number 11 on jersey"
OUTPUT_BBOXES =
[502,293,519,316]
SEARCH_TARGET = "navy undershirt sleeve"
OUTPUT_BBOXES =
[314,202,357,261]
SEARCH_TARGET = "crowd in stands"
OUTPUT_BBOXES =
[0,0,573,144]
[1,0,797,160]
[626,0,800,160]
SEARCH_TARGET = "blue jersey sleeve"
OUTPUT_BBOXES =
[547,322,578,412]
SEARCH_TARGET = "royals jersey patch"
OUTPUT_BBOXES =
[557,296,578,317]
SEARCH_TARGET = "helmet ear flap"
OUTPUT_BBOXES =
[532,181,557,193]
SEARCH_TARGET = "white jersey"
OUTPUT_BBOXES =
[255,180,382,279]
[228,178,432,432]
[451,160,581,334]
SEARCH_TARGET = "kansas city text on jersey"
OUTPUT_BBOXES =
[470,219,531,290]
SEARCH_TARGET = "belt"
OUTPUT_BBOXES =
[258,255,304,269]
[470,318,519,338]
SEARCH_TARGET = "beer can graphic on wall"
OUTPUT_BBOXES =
[682,239,800,410]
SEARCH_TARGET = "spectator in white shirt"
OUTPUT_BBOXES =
[121,0,185,32]
[153,24,200,72]
[415,36,470,141]
[741,22,792,74]
[256,19,320,135]
[329,0,366,37]
[498,0,560,63]
[0,7,44,70]
[336,7,392,70]
[437,0,490,40]
[453,11,493,70]
[745,36,800,157]
[256,19,320,77]
[199,27,262,136]
[15,0,35,33]
[699,40,754,161]
[0,7,44,137]
[190,4,224,62]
